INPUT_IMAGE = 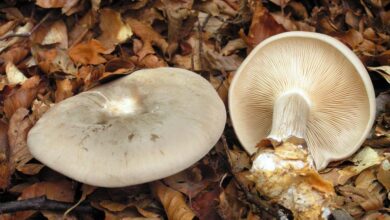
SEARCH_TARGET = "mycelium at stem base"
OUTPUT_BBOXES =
[249,91,336,219]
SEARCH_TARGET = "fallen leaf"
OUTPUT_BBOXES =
[377,159,390,190]
[337,147,383,185]
[0,121,10,189]
[41,20,68,49]
[150,181,196,220]
[33,47,77,75]
[7,108,33,172]
[55,79,74,102]
[240,2,285,50]
[0,22,33,53]
[15,180,75,219]
[68,10,96,47]
[0,46,29,64]
[35,0,79,14]
[221,38,246,56]
[163,167,209,198]
[368,66,390,84]
[125,17,168,60]
[191,188,221,220]
[68,39,110,65]
[3,75,41,118]
[16,163,45,175]
[5,62,27,84]
[97,8,133,52]
[0,20,18,37]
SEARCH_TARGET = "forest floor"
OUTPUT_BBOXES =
[0,0,389,219]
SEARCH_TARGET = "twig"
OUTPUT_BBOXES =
[0,196,97,214]
[0,11,52,41]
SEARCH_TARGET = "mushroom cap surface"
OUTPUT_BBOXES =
[28,67,226,187]
[229,31,375,170]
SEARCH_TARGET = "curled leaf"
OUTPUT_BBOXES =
[150,181,196,220]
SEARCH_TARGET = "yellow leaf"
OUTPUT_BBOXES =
[150,181,196,220]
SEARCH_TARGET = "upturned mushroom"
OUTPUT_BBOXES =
[229,31,375,219]
[27,67,226,187]
[229,31,375,170]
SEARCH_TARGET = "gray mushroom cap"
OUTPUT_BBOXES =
[28,67,226,187]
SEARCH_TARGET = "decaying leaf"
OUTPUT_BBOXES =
[377,159,390,190]
[337,147,383,185]
[16,163,45,175]
[68,39,110,65]
[150,181,196,220]
[41,20,68,49]
[240,2,285,50]
[98,8,133,51]
[368,66,390,84]
[0,121,10,189]
[55,79,74,102]
[3,75,41,118]
[7,108,33,172]
[13,180,75,219]
[125,17,168,60]
[5,62,27,84]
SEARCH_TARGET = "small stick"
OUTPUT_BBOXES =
[0,11,52,41]
[0,196,96,214]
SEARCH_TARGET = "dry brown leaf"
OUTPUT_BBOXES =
[125,17,168,60]
[204,49,243,72]
[100,200,128,212]
[368,66,390,84]
[0,46,29,65]
[210,75,230,105]
[55,79,74,102]
[240,2,285,50]
[99,58,135,81]
[16,163,45,175]
[8,108,33,172]
[0,121,10,189]
[150,181,196,220]
[97,8,133,52]
[221,38,247,56]
[218,180,246,220]
[35,0,79,12]
[192,188,221,220]
[138,54,167,68]
[5,62,27,84]
[160,0,195,55]
[0,20,18,37]
[3,75,41,118]
[30,98,52,121]
[163,167,208,198]
[271,12,315,32]
[33,47,77,75]
[355,169,376,189]
[15,180,75,219]
[0,22,33,53]
[377,159,390,190]
[338,184,385,212]
[337,147,383,185]
[69,10,96,47]
[68,39,110,65]
[41,20,68,49]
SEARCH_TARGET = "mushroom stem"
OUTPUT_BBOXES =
[268,90,311,141]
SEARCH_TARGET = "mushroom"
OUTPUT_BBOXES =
[27,67,226,187]
[229,31,375,170]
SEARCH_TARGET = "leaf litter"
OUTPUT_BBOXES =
[0,0,389,219]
